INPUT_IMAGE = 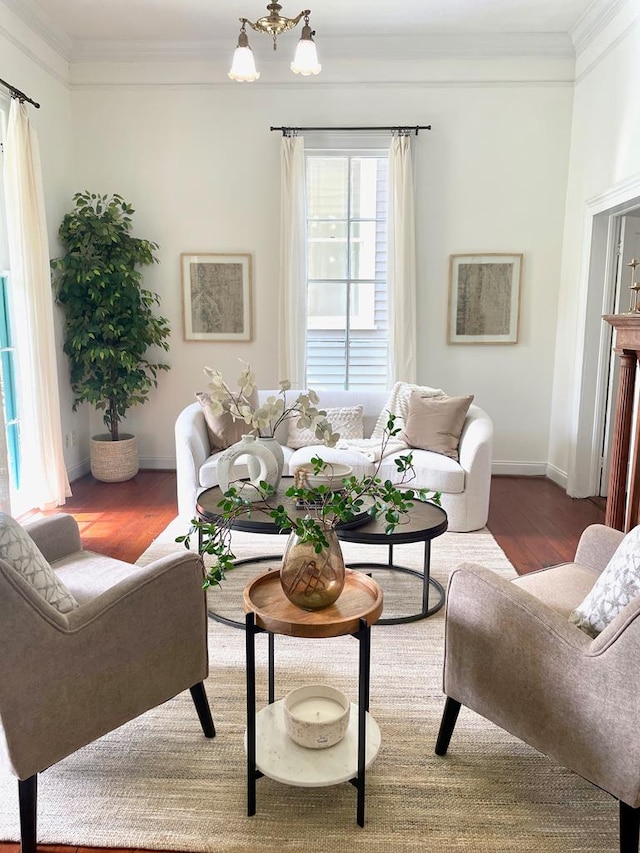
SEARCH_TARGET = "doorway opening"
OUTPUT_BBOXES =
[570,184,640,503]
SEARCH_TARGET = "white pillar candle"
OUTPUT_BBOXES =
[290,696,345,723]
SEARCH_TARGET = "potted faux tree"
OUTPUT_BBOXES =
[51,191,171,482]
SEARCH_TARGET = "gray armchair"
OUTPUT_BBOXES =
[0,513,214,853]
[435,523,640,853]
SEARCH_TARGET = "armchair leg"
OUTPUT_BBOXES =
[435,696,461,756]
[190,682,215,738]
[620,800,640,853]
[18,774,37,853]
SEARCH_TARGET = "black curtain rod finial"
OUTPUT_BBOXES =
[0,77,40,109]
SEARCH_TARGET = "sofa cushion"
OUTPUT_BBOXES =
[569,525,640,637]
[195,388,258,451]
[379,449,465,493]
[0,513,79,613]
[287,405,364,450]
[401,392,474,459]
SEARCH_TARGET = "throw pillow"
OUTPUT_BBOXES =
[287,405,365,450]
[0,513,79,613]
[569,525,640,637]
[400,392,474,459]
[195,387,258,451]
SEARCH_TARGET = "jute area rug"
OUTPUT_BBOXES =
[0,522,616,852]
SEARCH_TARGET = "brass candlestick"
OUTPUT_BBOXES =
[628,259,640,312]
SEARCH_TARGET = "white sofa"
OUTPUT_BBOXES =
[175,389,493,532]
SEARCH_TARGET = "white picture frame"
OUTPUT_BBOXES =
[448,253,523,344]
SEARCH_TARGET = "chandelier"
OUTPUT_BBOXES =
[228,2,321,82]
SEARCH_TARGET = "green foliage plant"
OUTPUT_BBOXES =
[51,191,171,441]
[204,361,339,444]
[177,413,442,590]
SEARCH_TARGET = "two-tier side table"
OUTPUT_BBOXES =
[243,568,383,827]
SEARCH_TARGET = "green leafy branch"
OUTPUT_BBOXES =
[177,413,441,590]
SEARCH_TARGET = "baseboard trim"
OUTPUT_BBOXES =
[491,462,548,476]
[139,456,176,470]
[545,463,569,490]
[67,459,90,483]
[69,457,564,481]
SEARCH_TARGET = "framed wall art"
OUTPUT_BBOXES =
[448,253,522,344]
[181,253,252,342]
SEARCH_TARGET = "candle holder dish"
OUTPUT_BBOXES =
[283,684,351,749]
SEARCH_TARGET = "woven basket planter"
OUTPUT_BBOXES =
[90,434,139,483]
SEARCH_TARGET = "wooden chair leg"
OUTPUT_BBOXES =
[190,682,215,738]
[435,696,461,756]
[18,774,37,853]
[620,800,640,853]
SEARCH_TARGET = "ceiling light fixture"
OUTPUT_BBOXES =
[228,3,321,82]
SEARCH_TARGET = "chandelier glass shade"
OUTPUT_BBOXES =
[228,3,321,81]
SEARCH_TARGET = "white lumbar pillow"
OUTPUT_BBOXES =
[288,405,364,450]
[569,524,640,637]
[0,513,79,613]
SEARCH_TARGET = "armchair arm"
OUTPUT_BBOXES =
[574,523,624,573]
[24,513,82,562]
[0,550,208,779]
[443,563,640,807]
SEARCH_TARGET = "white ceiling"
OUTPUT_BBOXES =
[3,0,608,59]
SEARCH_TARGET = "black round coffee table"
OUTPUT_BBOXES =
[196,479,448,627]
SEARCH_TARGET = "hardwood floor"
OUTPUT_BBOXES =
[7,472,606,853]
[487,475,606,573]
[21,471,607,573]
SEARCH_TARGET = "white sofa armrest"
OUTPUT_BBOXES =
[175,402,211,519]
[453,405,493,530]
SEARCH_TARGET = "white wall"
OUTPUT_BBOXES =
[0,8,579,481]
[549,4,640,493]
[68,71,573,472]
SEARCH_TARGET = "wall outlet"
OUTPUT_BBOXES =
[71,430,78,447]
[64,433,71,449]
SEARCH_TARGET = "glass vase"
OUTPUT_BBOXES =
[280,524,346,611]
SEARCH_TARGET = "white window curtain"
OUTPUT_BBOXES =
[4,99,71,509]
[278,134,308,388]
[388,133,417,385]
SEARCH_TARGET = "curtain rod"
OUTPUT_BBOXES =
[0,77,40,109]
[270,125,430,135]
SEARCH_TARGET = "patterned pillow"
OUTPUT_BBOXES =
[0,513,79,613]
[287,405,364,450]
[569,525,640,637]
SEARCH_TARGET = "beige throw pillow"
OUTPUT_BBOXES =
[195,388,258,451]
[401,392,474,459]
[287,405,365,450]
[0,513,79,613]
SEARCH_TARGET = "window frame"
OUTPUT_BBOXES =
[304,147,389,391]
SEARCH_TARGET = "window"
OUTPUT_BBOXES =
[0,103,21,494]
[305,151,389,390]
[0,275,19,489]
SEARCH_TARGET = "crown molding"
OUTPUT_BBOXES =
[0,0,72,58]
[570,0,630,54]
[69,32,574,64]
